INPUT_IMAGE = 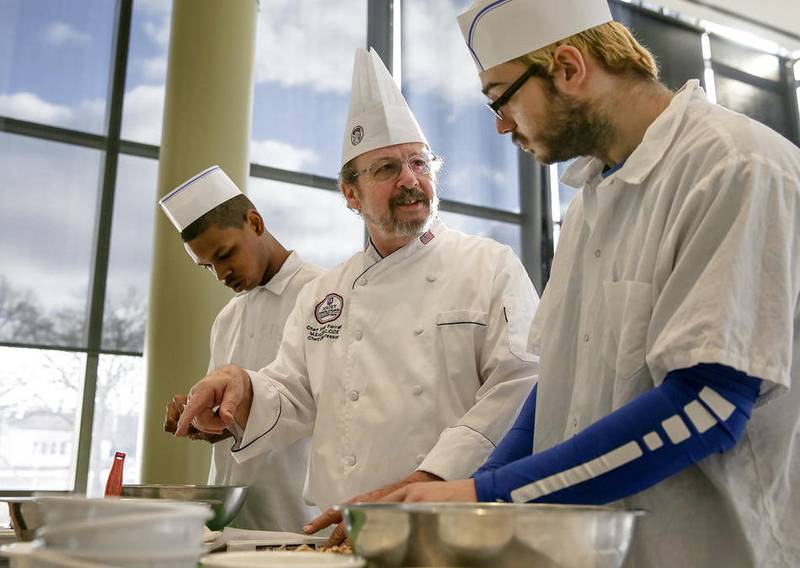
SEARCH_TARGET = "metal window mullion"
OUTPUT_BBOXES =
[0,341,141,358]
[249,163,338,192]
[0,116,106,150]
[438,199,522,225]
[74,0,133,494]
[783,58,800,146]
[518,150,551,296]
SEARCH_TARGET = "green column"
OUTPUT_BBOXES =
[142,0,257,484]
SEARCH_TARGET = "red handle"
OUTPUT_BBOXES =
[104,451,126,497]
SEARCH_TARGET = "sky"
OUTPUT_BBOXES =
[0,0,524,322]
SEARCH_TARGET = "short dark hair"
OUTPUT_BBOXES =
[180,194,257,242]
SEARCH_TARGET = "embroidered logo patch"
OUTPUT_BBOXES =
[350,125,364,146]
[315,293,344,324]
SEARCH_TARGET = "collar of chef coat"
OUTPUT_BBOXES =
[561,80,704,189]
[364,217,444,265]
[243,250,306,296]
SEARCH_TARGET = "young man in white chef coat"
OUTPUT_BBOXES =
[173,48,539,541]
[388,1,800,566]
[159,167,322,532]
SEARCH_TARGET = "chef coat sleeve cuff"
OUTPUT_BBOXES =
[229,369,282,463]
[418,425,497,481]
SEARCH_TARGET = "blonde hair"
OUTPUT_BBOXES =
[516,21,659,81]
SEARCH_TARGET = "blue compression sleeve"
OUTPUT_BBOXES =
[473,364,761,504]
[474,385,537,476]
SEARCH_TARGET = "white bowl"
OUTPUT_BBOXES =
[69,548,204,568]
[38,509,211,554]
[200,551,365,568]
[0,542,109,568]
[37,496,205,527]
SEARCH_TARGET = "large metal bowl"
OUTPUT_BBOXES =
[121,484,248,531]
[337,503,644,568]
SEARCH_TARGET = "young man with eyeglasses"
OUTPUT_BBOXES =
[386,1,800,566]
[172,48,539,542]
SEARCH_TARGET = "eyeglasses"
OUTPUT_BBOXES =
[486,65,543,120]
[353,152,443,183]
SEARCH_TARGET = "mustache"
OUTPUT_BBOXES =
[512,133,528,147]
[390,187,429,207]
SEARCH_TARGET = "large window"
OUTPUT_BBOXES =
[2,0,797,498]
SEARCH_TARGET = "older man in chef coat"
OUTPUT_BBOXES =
[159,168,322,532]
[388,1,800,567]
[174,48,539,537]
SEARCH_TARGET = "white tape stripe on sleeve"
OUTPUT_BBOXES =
[684,400,717,433]
[699,387,735,421]
[643,431,664,450]
[662,415,691,444]
[510,441,642,503]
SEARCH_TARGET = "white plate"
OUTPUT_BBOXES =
[200,551,365,567]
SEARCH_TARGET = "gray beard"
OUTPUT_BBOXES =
[360,187,439,238]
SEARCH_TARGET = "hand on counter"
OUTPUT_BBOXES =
[304,470,443,546]
[382,478,478,503]
[163,394,232,443]
[174,364,253,438]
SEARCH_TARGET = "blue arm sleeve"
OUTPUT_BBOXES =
[473,364,761,504]
[473,385,537,476]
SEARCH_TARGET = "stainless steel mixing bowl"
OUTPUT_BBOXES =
[121,484,248,531]
[337,502,644,568]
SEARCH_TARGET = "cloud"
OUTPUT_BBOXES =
[249,139,317,171]
[140,55,168,83]
[0,92,74,124]
[143,18,171,49]
[120,84,166,145]
[253,0,364,94]
[402,0,485,111]
[42,22,90,46]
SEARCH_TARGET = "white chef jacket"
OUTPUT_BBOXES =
[207,251,323,532]
[232,219,539,510]
[529,80,800,567]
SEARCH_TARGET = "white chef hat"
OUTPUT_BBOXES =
[340,47,427,167]
[458,0,613,72]
[159,165,242,233]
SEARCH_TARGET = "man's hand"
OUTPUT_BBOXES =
[164,394,232,443]
[383,479,478,503]
[175,364,253,437]
[304,470,442,546]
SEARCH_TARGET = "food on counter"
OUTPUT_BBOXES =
[274,543,354,554]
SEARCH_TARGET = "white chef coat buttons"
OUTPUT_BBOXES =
[413,385,423,396]
[344,455,357,467]
[414,327,424,335]
[349,390,360,401]
[359,278,368,286]
[583,334,590,342]
[426,274,436,283]
[572,418,578,428]
[594,249,601,258]
[355,330,364,340]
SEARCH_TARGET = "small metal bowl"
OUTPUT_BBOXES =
[121,484,248,531]
[337,502,644,568]
[4,498,43,542]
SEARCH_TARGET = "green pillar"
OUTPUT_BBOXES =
[142,0,257,484]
